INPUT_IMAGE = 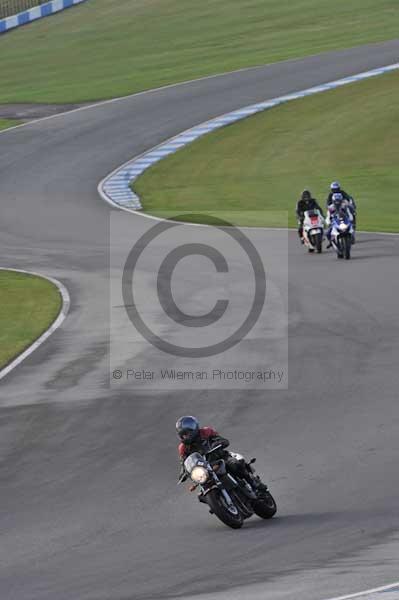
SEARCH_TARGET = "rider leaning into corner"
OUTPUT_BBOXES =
[176,416,268,495]
[296,189,325,243]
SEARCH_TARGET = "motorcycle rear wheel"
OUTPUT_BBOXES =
[253,491,277,519]
[206,489,243,529]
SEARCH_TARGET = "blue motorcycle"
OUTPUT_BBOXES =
[330,210,354,260]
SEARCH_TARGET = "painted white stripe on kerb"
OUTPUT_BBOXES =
[99,62,399,212]
[29,5,42,19]
[6,14,18,27]
[324,581,399,600]
[0,269,70,381]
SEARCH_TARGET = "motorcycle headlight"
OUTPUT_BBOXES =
[191,466,209,484]
[339,223,348,231]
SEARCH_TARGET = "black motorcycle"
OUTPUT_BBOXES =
[179,445,277,529]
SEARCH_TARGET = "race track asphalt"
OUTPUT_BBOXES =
[1,40,399,600]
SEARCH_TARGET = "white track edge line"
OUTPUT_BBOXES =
[0,268,70,381]
[323,580,399,600]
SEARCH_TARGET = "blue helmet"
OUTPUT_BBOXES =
[332,192,343,203]
[176,415,200,443]
[330,181,341,192]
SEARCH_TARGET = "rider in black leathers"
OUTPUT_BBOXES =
[296,190,324,242]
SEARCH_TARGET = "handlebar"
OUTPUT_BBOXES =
[205,444,223,456]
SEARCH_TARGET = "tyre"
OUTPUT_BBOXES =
[343,236,351,260]
[310,233,322,254]
[253,491,277,519]
[315,233,322,254]
[230,489,253,519]
[206,489,243,529]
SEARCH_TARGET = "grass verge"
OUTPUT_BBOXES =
[0,119,20,131]
[0,0,398,103]
[0,270,62,370]
[135,70,399,231]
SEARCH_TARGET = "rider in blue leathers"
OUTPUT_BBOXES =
[326,182,356,246]
[326,192,354,248]
[327,182,356,222]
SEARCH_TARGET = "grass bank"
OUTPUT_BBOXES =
[0,270,62,369]
[135,70,399,231]
[0,0,398,103]
[0,119,19,131]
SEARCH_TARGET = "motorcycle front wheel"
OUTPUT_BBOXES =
[206,489,243,529]
[342,236,351,260]
[253,491,277,519]
[315,233,323,254]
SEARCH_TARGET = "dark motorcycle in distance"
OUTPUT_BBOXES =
[179,444,277,529]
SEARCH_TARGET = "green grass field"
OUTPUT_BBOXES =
[0,119,19,131]
[0,0,398,103]
[0,271,62,369]
[135,70,399,231]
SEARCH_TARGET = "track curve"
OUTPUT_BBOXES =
[1,40,399,600]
